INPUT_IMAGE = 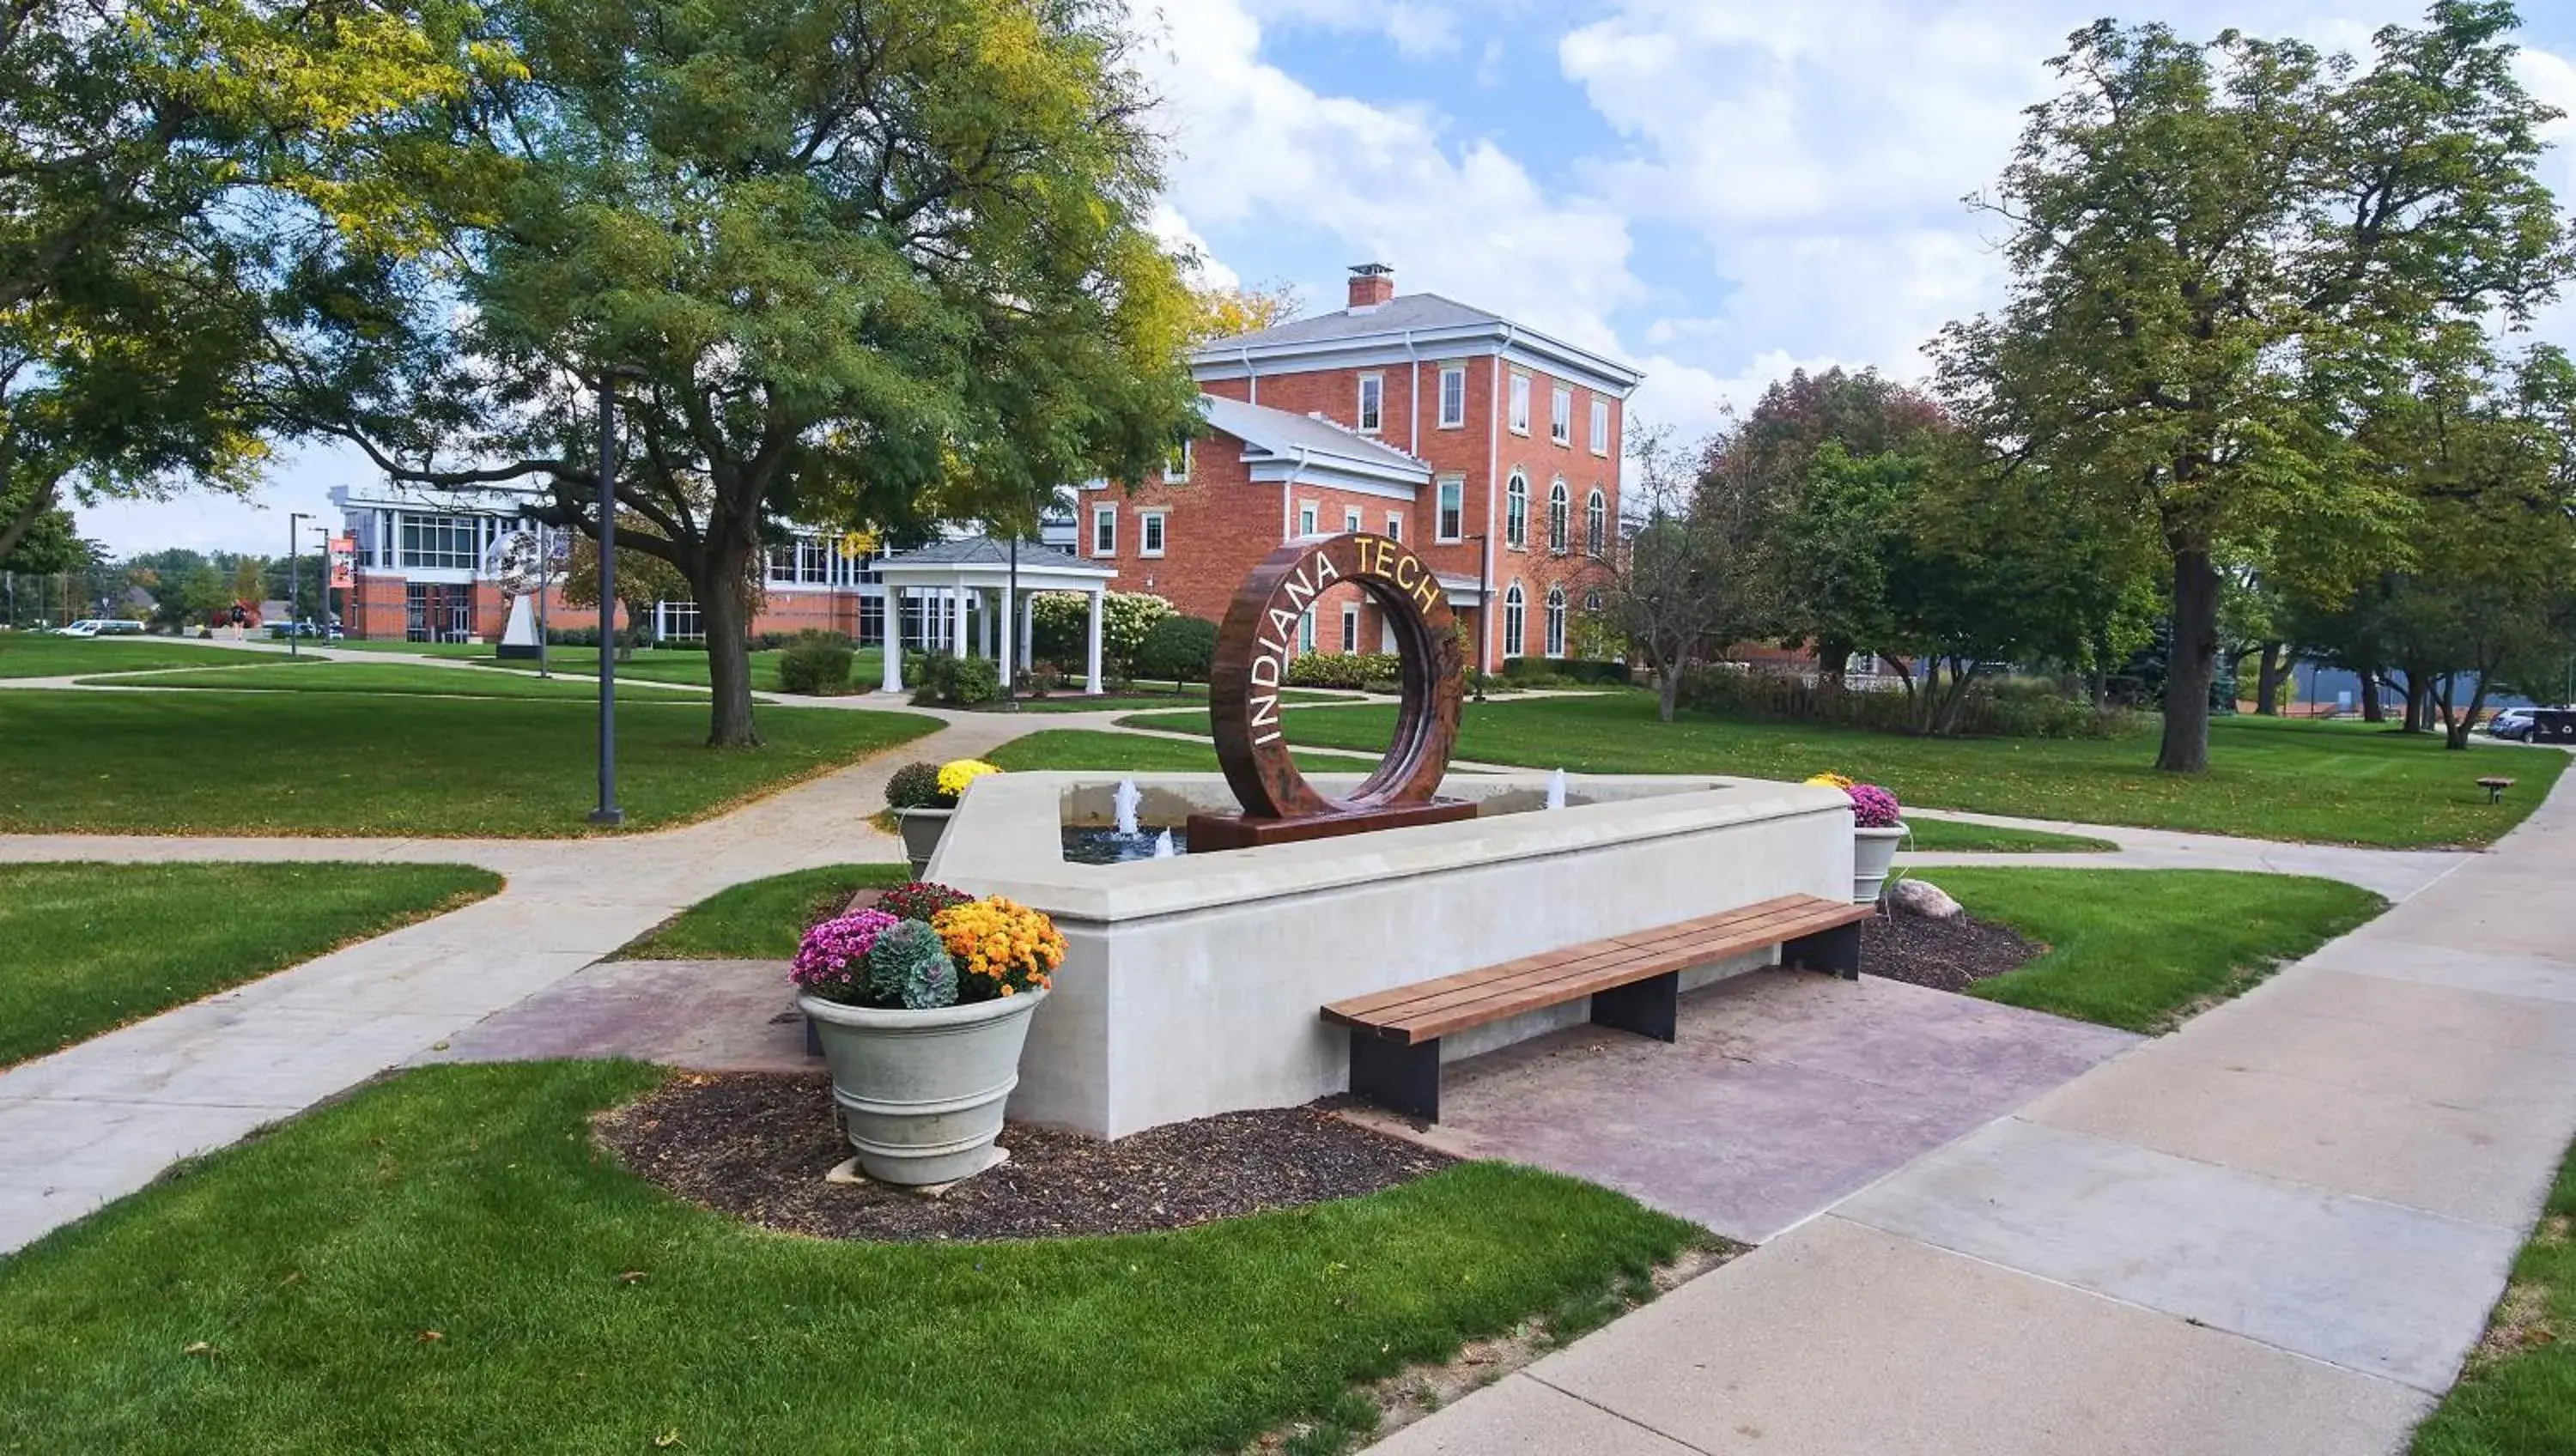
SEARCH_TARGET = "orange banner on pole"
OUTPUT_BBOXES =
[328,535,356,590]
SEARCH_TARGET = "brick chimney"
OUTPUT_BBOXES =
[1347,262,1394,310]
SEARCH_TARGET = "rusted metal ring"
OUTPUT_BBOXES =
[1207,532,1466,818]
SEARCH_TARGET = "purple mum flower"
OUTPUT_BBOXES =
[1846,783,1904,829]
[791,909,901,1001]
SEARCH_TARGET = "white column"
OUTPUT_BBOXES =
[1084,585,1105,694]
[981,588,998,659]
[1019,591,1036,673]
[950,584,969,658]
[880,585,903,692]
[996,585,1014,687]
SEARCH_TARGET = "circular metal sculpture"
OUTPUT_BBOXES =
[1190,532,1473,850]
[495,530,545,598]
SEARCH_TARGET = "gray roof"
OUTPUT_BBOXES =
[1194,294,1504,354]
[1200,394,1430,479]
[878,537,1095,572]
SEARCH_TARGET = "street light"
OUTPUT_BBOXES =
[1464,531,1491,702]
[287,512,309,658]
[589,365,647,828]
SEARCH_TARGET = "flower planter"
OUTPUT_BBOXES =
[896,806,953,877]
[799,988,1048,1186]
[1853,823,1907,904]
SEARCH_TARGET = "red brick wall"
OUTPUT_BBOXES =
[1185,345,1624,666]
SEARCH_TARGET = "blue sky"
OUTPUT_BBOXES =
[83,0,2576,555]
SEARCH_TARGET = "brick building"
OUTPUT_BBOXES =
[1086,264,1642,671]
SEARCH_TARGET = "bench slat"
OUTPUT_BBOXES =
[1320,899,1825,1027]
[1322,895,1872,1044]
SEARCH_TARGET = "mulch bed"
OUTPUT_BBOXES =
[596,1071,1454,1243]
[1860,908,2044,993]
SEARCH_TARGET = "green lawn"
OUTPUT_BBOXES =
[0,634,269,678]
[953,684,1360,714]
[986,728,1393,775]
[74,660,712,702]
[1118,695,2560,848]
[1924,868,2387,1032]
[615,863,913,960]
[325,642,880,695]
[0,1059,1703,1454]
[2414,1136,2576,1456]
[1901,819,2117,852]
[0,862,501,1067]
[0,691,939,836]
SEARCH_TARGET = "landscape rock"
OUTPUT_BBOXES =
[1884,878,1965,919]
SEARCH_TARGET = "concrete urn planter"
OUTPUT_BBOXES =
[799,988,1046,1186]
[1853,823,1907,904]
[896,806,953,877]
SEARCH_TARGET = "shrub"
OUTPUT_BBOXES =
[1285,652,1400,689]
[1134,615,1218,688]
[776,631,854,695]
[1030,590,1174,677]
[1503,656,1628,685]
[909,652,999,706]
[884,762,943,811]
[934,758,1002,804]
[878,880,974,922]
[865,919,958,1010]
[1676,666,2151,740]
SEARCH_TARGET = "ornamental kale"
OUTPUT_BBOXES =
[867,919,958,1010]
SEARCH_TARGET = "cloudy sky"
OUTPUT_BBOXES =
[82,0,2576,556]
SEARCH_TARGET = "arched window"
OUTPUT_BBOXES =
[1505,472,1528,548]
[1586,488,1607,556]
[1545,585,1567,658]
[1547,480,1570,554]
[1502,582,1526,658]
[1583,588,1602,614]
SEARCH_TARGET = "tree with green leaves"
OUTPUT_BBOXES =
[1934,3,2571,772]
[1604,423,1760,722]
[297,0,1204,747]
[0,0,508,562]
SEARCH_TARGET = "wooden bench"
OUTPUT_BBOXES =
[2479,776,2514,804]
[1321,894,1874,1121]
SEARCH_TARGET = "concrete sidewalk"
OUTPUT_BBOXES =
[1372,774,2576,1454]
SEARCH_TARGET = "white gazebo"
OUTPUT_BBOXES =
[874,537,1118,695]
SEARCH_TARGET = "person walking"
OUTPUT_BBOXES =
[228,602,246,640]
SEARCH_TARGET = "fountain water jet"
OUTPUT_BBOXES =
[1113,779,1141,837]
[1546,768,1568,810]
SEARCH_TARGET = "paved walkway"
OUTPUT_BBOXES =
[1370,770,2576,1454]
[1901,808,2474,902]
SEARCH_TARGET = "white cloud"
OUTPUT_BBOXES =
[1146,202,1239,290]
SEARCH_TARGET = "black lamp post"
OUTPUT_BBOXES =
[1465,531,1491,702]
[588,368,642,827]
[287,512,310,659]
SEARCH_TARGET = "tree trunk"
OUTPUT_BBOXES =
[2254,642,2285,716]
[1815,636,1851,691]
[695,556,761,748]
[2360,671,2384,723]
[1656,668,1680,723]
[0,478,59,566]
[1934,658,1983,737]
[2157,547,2221,772]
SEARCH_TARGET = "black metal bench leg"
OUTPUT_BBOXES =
[1349,1031,1442,1122]
[1783,922,1863,980]
[1590,970,1680,1042]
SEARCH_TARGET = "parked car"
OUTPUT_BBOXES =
[2487,707,2538,741]
[264,619,340,640]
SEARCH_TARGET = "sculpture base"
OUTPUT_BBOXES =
[495,643,542,660]
[1183,799,1479,852]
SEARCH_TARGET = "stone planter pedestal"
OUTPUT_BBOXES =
[1853,823,1906,904]
[799,988,1047,1186]
[897,806,953,877]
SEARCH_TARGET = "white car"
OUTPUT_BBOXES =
[52,619,144,638]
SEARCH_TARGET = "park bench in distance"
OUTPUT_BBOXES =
[1321,893,1874,1121]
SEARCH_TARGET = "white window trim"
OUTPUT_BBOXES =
[1504,472,1529,551]
[1163,438,1192,483]
[1586,488,1607,557]
[1434,476,1465,543]
[1357,373,1383,435]
[1502,582,1526,658]
[1437,365,1467,429]
[1344,506,1364,534]
[1589,397,1611,457]
[1545,585,1568,658]
[1551,385,1571,446]
[1340,603,1360,654]
[1297,501,1320,537]
[1138,509,1167,558]
[1297,609,1316,654]
[1547,479,1570,555]
[1091,505,1117,556]
[1508,373,1531,436]
[1385,511,1404,542]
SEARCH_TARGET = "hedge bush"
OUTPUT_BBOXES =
[910,652,999,707]
[1501,656,1629,685]
[776,632,855,695]
[1285,652,1400,689]
[1134,616,1218,688]
[884,761,943,811]
[1676,667,2151,739]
